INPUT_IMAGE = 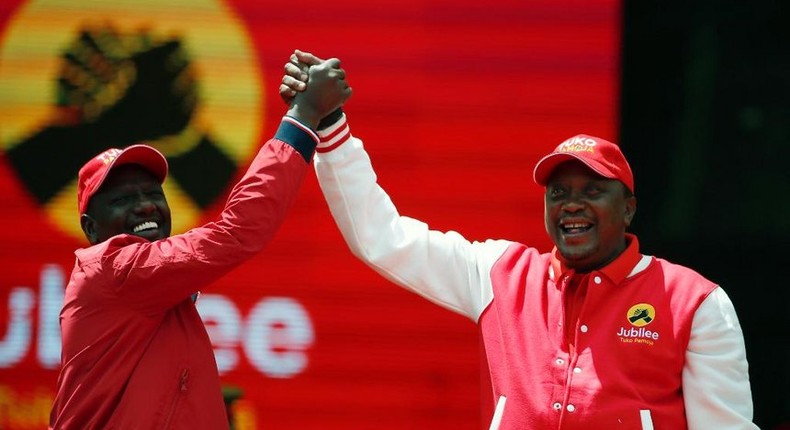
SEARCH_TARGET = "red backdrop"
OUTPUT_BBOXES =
[0,0,620,428]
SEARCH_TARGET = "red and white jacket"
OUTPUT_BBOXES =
[314,114,757,430]
[49,117,317,430]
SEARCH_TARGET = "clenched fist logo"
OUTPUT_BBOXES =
[6,25,234,210]
[0,2,264,240]
[626,303,656,327]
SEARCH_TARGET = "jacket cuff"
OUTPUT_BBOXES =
[316,113,352,153]
[276,116,319,163]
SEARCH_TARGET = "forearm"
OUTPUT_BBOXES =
[683,287,758,430]
[112,117,317,312]
[211,117,316,255]
[313,115,507,318]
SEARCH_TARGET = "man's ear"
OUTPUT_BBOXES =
[80,214,99,245]
[624,196,637,228]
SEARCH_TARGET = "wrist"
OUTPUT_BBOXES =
[317,108,344,130]
[277,116,319,163]
[286,105,320,130]
[316,113,351,153]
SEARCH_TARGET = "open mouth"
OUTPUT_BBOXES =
[560,221,593,235]
[132,221,159,233]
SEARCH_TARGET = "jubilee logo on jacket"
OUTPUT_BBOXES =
[0,0,264,240]
[617,303,660,346]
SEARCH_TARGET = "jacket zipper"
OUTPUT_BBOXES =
[162,369,189,429]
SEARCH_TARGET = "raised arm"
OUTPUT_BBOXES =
[106,59,352,314]
[314,115,509,320]
[280,50,510,319]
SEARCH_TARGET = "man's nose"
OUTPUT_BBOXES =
[561,194,586,212]
[133,194,157,214]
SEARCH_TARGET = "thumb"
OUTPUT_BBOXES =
[294,49,324,66]
[324,58,342,69]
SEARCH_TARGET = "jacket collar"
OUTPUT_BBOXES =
[549,233,644,285]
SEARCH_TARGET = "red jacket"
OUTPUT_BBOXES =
[49,118,317,429]
[483,239,716,429]
[313,114,756,430]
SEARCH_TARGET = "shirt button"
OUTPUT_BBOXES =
[573,367,582,374]
[552,402,562,411]
[580,324,588,333]
[556,358,564,365]
[567,404,576,413]
[593,276,602,284]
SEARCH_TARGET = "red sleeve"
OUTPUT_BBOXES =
[98,118,317,315]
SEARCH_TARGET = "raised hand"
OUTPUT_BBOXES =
[6,25,215,208]
[56,26,136,122]
[56,25,197,141]
[279,49,325,105]
[286,57,351,129]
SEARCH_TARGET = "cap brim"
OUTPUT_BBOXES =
[532,152,616,186]
[113,145,168,182]
[93,145,168,194]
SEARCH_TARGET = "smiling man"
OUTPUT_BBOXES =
[78,147,172,244]
[283,51,758,430]
[49,57,351,430]
[536,135,637,275]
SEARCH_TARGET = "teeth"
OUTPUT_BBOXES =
[133,221,158,233]
[564,223,589,229]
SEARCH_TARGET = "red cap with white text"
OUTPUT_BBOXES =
[77,144,168,214]
[533,134,634,192]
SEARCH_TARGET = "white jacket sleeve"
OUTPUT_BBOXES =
[683,287,759,430]
[313,116,509,321]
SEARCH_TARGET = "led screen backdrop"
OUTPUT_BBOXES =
[0,0,620,428]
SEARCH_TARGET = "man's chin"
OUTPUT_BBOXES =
[132,229,166,242]
[557,246,595,269]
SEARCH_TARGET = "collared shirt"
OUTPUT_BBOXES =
[551,234,643,350]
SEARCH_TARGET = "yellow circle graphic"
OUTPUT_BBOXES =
[626,303,655,327]
[0,0,263,241]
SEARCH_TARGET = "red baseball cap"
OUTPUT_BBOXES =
[533,134,634,192]
[77,144,168,214]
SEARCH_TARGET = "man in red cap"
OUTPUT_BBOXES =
[282,51,756,429]
[49,58,351,429]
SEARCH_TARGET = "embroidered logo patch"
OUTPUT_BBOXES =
[616,303,659,346]
[626,303,655,327]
